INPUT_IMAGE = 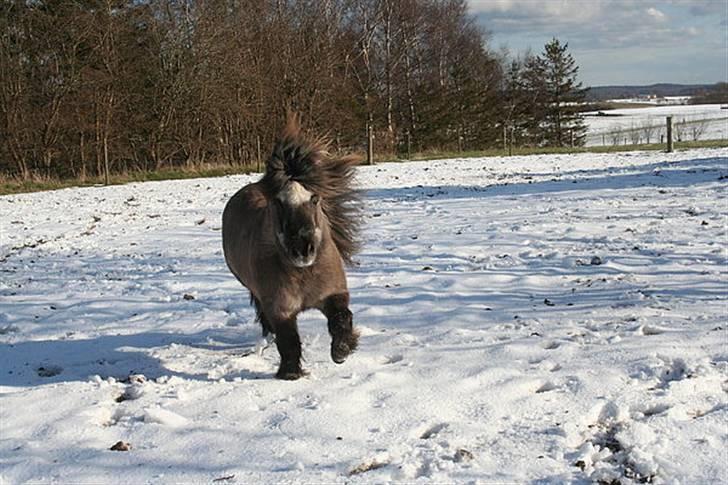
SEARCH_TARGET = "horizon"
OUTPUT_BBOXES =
[470,0,727,87]
[587,81,718,88]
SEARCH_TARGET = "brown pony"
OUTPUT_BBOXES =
[222,115,362,380]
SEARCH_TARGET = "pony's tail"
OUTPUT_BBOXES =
[262,113,363,265]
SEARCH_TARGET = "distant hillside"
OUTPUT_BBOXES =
[586,83,714,101]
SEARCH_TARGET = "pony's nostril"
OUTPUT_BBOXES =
[307,243,314,255]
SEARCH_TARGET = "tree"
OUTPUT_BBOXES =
[501,56,533,148]
[690,82,728,104]
[1,0,559,181]
[525,38,587,147]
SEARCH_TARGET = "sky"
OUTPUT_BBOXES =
[470,0,727,86]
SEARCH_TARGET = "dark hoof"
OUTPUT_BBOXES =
[331,331,359,364]
[275,366,307,380]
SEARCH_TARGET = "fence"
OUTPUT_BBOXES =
[584,116,728,147]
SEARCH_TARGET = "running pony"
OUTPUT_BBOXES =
[222,115,361,379]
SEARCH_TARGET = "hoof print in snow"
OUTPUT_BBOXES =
[420,423,448,439]
[212,474,236,482]
[183,293,195,300]
[116,384,144,402]
[453,448,474,463]
[536,381,558,393]
[126,374,147,384]
[349,459,388,476]
[110,441,131,451]
[36,365,62,377]
[544,298,555,306]
[422,266,434,271]
[0,325,19,335]
[590,256,603,266]
[542,341,560,350]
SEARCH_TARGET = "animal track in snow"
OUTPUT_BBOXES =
[571,401,659,483]
[535,381,558,393]
[36,364,63,377]
[638,403,671,418]
[382,354,404,365]
[419,422,449,439]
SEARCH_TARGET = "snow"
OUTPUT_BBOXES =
[1,147,727,483]
[584,104,728,145]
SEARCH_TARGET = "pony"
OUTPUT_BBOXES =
[222,114,362,380]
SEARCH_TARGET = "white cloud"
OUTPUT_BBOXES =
[664,0,727,17]
[470,0,724,85]
[469,0,603,23]
[471,0,713,49]
[646,7,667,22]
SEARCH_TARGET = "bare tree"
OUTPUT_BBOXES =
[674,117,687,142]
[629,123,641,145]
[689,118,708,141]
[640,117,656,144]
[0,0,584,182]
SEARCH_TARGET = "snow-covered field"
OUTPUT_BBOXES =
[1,148,727,483]
[584,104,727,145]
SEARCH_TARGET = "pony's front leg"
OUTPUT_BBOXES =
[323,293,359,364]
[273,316,306,380]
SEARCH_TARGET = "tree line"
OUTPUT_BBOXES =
[0,0,588,181]
[690,83,728,105]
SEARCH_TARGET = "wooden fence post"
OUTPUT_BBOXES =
[406,130,412,160]
[256,135,261,172]
[367,123,374,165]
[103,137,110,185]
[666,116,673,152]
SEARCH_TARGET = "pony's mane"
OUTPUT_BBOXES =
[261,114,362,265]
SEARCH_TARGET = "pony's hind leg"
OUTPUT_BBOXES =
[323,293,359,364]
[251,295,274,337]
[272,316,306,380]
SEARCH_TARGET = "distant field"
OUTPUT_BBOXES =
[583,104,727,146]
[582,101,656,110]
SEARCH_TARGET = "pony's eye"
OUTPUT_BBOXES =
[310,194,320,205]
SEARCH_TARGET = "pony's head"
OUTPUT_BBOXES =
[273,180,324,268]
[262,112,361,267]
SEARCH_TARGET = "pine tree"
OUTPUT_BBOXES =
[527,38,587,147]
[502,57,535,147]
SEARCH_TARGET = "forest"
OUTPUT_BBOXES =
[0,0,587,181]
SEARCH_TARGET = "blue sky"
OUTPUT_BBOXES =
[470,0,727,86]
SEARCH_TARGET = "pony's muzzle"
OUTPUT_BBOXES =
[292,255,315,268]
[290,240,316,267]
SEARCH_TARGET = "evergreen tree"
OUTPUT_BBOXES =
[502,56,537,147]
[526,38,587,147]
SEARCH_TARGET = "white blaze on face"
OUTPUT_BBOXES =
[277,181,312,206]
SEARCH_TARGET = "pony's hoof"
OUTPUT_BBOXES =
[331,341,351,364]
[275,366,307,380]
[331,332,358,364]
